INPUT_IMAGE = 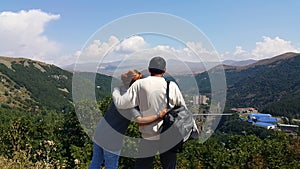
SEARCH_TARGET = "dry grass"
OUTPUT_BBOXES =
[0,140,67,169]
[0,156,65,169]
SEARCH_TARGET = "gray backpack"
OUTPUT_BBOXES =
[160,81,198,152]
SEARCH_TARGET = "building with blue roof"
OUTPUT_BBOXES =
[247,113,278,129]
[248,113,271,119]
[256,117,278,124]
[247,119,254,123]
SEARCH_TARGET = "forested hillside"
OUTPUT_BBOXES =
[0,56,112,111]
[196,52,300,118]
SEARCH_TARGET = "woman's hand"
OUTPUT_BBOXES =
[159,109,167,119]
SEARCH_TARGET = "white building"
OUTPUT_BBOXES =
[193,95,199,105]
[199,95,207,105]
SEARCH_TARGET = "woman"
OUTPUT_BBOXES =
[89,69,166,169]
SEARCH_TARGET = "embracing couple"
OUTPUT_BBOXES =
[89,56,187,169]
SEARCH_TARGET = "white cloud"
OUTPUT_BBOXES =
[83,36,119,58]
[74,35,149,64]
[149,43,204,62]
[115,36,147,53]
[186,42,219,62]
[69,35,300,68]
[221,36,300,61]
[252,36,300,59]
[234,46,246,55]
[71,35,221,67]
[0,9,61,62]
[220,46,254,61]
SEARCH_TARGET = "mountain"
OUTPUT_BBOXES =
[0,56,112,112]
[62,59,222,76]
[222,59,257,67]
[64,58,259,77]
[196,52,300,118]
[244,52,298,68]
[2,52,300,118]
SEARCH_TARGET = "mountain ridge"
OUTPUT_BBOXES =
[63,58,257,76]
[223,52,300,70]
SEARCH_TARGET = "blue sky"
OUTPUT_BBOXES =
[1,0,300,65]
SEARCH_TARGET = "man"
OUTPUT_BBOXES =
[112,56,186,169]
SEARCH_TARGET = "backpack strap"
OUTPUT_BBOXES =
[166,80,171,109]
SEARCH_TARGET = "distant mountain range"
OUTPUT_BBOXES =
[222,59,257,67]
[1,52,299,118]
[63,58,257,76]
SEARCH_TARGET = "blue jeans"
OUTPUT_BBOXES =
[89,142,120,169]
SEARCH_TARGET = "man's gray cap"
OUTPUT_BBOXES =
[148,56,166,71]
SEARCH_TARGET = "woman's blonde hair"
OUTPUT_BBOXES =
[121,69,142,87]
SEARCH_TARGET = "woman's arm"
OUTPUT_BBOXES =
[112,84,139,109]
[135,109,167,125]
